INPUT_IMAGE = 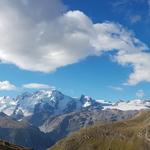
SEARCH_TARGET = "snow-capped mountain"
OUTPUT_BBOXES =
[0,90,103,117]
[103,99,150,111]
[14,90,75,117]
[0,90,150,118]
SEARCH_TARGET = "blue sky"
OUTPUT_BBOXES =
[0,0,150,101]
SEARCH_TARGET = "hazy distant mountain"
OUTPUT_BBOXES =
[103,99,150,110]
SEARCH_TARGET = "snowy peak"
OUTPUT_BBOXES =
[80,95,94,107]
[0,96,17,116]
[12,91,104,117]
[0,90,65,117]
[14,90,74,117]
[79,95,107,109]
[16,90,63,105]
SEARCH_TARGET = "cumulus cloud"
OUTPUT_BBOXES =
[116,52,150,85]
[23,83,53,89]
[0,81,16,91]
[0,0,149,85]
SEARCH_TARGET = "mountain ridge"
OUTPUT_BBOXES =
[0,90,149,119]
[0,90,108,118]
[49,110,150,150]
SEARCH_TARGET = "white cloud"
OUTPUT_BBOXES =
[23,83,53,89]
[116,52,150,85]
[0,81,16,91]
[136,90,145,99]
[0,0,149,85]
[108,85,123,91]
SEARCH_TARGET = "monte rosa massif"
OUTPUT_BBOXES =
[0,89,149,117]
[0,90,149,150]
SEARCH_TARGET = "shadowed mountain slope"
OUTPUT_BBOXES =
[0,112,53,150]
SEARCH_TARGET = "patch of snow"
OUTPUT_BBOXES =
[83,101,92,107]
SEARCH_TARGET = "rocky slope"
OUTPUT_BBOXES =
[49,110,150,150]
[39,109,138,143]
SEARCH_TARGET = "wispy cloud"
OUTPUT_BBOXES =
[108,85,123,91]
[129,15,142,24]
[110,0,129,7]
[23,83,54,90]
[0,81,55,91]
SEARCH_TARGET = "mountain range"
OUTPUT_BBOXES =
[0,89,149,149]
[0,89,149,118]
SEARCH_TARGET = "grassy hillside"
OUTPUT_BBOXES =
[49,110,150,150]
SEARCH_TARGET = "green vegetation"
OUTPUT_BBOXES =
[49,111,150,150]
